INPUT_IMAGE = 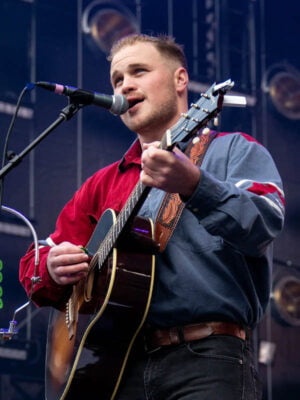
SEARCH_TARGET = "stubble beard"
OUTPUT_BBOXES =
[123,95,179,140]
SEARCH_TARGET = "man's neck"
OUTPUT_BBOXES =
[137,130,166,146]
[137,109,187,146]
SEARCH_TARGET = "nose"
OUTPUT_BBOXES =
[120,75,137,95]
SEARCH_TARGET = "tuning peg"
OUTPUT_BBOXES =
[201,93,211,99]
[202,127,211,135]
[181,113,191,119]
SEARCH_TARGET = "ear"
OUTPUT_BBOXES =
[174,67,189,94]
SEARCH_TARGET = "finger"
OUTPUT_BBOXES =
[140,169,168,189]
[57,272,86,286]
[50,242,86,255]
[55,260,89,276]
[51,252,89,267]
[142,141,161,150]
[53,262,89,286]
[142,149,170,173]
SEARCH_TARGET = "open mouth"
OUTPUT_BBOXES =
[128,98,144,109]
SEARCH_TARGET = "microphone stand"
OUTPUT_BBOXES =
[0,101,84,180]
[0,100,84,340]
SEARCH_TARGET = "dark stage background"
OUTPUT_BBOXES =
[0,1,299,399]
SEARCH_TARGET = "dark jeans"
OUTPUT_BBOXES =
[115,334,262,400]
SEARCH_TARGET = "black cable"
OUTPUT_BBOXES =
[0,83,35,208]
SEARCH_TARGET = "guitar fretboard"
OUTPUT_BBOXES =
[90,181,151,270]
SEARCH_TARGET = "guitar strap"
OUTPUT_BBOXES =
[155,129,217,252]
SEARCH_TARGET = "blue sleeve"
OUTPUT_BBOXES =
[185,133,285,257]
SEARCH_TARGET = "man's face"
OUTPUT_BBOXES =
[110,42,182,140]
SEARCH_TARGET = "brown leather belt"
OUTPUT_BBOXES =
[145,321,246,352]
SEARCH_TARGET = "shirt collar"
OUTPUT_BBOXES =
[118,139,142,172]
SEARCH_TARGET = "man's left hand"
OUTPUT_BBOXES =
[141,141,201,198]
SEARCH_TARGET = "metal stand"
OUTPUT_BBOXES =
[0,205,39,340]
[0,101,84,340]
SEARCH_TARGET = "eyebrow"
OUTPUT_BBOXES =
[111,62,150,82]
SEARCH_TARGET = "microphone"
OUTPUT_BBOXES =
[35,81,129,115]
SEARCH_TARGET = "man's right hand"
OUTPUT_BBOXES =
[47,241,89,285]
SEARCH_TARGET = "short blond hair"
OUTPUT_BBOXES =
[108,33,188,70]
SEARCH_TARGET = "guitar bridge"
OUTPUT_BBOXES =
[65,290,78,340]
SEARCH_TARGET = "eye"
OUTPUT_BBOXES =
[134,67,147,75]
[113,76,123,88]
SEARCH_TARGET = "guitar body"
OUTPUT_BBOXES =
[45,209,156,400]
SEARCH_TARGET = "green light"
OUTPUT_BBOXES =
[0,299,3,309]
[0,259,2,271]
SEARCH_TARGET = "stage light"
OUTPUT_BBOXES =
[271,273,300,326]
[82,0,139,54]
[258,340,276,365]
[263,63,300,120]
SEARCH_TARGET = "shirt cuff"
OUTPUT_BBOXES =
[184,169,226,219]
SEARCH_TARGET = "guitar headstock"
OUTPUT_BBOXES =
[161,79,234,150]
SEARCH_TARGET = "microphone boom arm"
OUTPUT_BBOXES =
[0,101,84,180]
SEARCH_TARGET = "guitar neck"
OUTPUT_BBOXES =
[115,180,151,234]
[96,180,151,266]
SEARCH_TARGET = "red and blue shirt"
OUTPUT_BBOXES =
[20,132,285,327]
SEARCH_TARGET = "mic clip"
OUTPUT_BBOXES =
[0,300,30,341]
[0,320,18,341]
